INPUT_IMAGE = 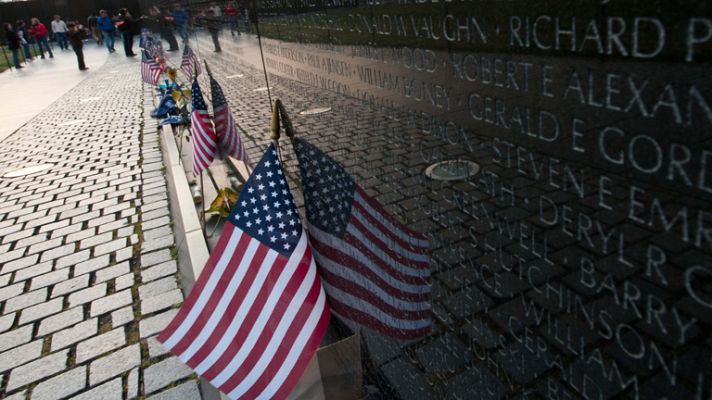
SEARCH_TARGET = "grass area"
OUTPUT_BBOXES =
[0,45,54,73]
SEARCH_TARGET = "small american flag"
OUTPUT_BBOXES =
[294,138,431,340]
[181,45,201,79]
[158,144,330,399]
[210,75,249,162]
[141,51,162,85]
[190,79,217,177]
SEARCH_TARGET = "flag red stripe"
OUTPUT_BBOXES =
[349,212,429,270]
[157,224,238,343]
[355,186,428,241]
[219,259,321,395]
[352,195,429,255]
[328,298,431,340]
[170,232,254,356]
[318,267,430,320]
[197,246,294,379]
[268,305,329,400]
[309,236,430,301]
[185,243,272,368]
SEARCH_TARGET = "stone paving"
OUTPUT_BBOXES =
[0,55,201,399]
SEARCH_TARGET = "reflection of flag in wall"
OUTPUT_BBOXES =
[190,79,217,176]
[141,51,162,85]
[209,74,249,162]
[294,138,432,340]
[158,145,330,400]
[181,45,201,79]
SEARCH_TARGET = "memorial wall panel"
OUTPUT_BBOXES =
[171,1,712,398]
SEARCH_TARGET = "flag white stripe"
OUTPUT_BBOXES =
[316,255,430,310]
[354,191,429,248]
[162,229,244,349]
[205,233,310,384]
[231,268,325,399]
[323,283,431,330]
[352,206,429,263]
[179,240,265,363]
[309,225,430,293]
[192,113,217,147]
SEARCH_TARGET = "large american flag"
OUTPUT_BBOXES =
[158,145,330,399]
[141,51,163,85]
[294,138,431,340]
[181,45,201,79]
[210,75,249,162]
[190,79,217,177]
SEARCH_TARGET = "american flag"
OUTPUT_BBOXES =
[190,79,217,177]
[210,75,249,162]
[158,144,330,399]
[141,51,163,85]
[294,138,431,340]
[181,45,201,79]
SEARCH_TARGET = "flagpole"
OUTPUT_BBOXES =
[199,173,206,236]
[271,99,283,163]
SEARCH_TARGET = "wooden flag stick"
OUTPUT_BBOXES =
[271,99,283,163]
[199,173,206,237]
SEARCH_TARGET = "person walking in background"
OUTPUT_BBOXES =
[29,18,53,59]
[51,15,69,50]
[115,8,137,56]
[87,14,103,45]
[66,22,88,70]
[15,20,32,62]
[200,9,221,52]
[171,3,189,43]
[3,23,23,69]
[224,2,239,36]
[97,10,115,52]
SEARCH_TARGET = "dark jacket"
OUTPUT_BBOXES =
[68,29,82,48]
[5,29,20,50]
[116,15,140,35]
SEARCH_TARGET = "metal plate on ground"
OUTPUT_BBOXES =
[424,160,480,181]
[3,164,55,178]
[80,97,103,102]
[58,119,86,126]
[226,74,244,79]
[252,87,273,92]
[299,107,332,116]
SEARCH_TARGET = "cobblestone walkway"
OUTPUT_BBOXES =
[0,56,202,399]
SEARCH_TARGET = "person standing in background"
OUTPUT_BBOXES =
[51,15,69,50]
[87,14,103,45]
[145,6,179,51]
[97,10,115,53]
[15,20,33,62]
[66,22,88,70]
[4,23,23,69]
[115,8,138,57]
[224,2,239,36]
[29,18,53,59]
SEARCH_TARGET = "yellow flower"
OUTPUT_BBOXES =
[166,67,178,82]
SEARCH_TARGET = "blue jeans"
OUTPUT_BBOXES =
[21,42,31,59]
[175,24,188,42]
[55,32,68,49]
[103,31,115,51]
[11,48,21,68]
[36,36,53,58]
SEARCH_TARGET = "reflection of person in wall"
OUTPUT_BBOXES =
[51,15,69,50]
[4,22,23,69]
[223,1,239,36]
[199,9,221,52]
[171,3,189,43]
[146,6,179,52]
[115,8,138,57]
[67,22,88,70]
[15,20,33,62]
[87,14,103,45]
[29,18,53,59]
[97,10,116,53]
